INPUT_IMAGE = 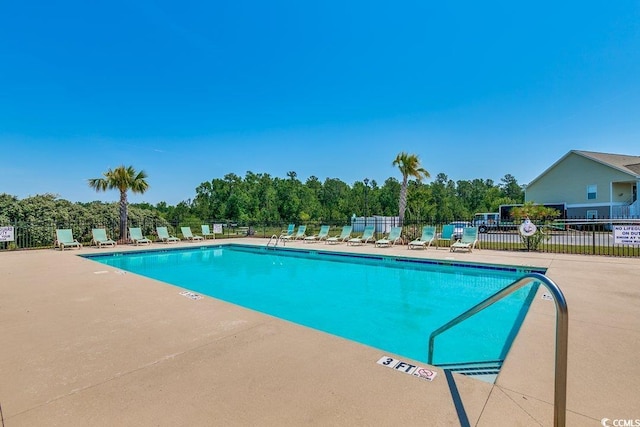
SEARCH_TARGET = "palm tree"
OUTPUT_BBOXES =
[392,152,430,224]
[88,166,149,242]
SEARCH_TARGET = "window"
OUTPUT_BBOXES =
[587,184,597,200]
[586,210,598,219]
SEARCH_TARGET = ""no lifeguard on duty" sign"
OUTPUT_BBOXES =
[613,225,640,245]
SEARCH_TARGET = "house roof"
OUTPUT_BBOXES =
[576,151,640,175]
[528,150,640,187]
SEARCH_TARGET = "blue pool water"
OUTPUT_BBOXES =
[85,245,541,369]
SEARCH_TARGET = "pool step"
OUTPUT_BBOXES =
[435,360,504,383]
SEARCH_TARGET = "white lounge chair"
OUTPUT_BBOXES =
[201,225,216,239]
[375,226,403,247]
[304,225,330,243]
[181,227,204,242]
[157,226,180,243]
[408,226,435,250]
[436,224,455,249]
[56,229,82,250]
[91,228,116,248]
[450,227,479,252]
[347,225,375,246]
[280,224,295,238]
[326,226,352,244]
[281,225,306,241]
[129,227,152,245]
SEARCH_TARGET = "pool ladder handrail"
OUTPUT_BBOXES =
[427,272,568,427]
[266,234,284,248]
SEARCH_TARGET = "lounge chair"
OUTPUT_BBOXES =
[281,225,306,241]
[304,225,330,243]
[326,225,352,244]
[280,224,295,239]
[347,225,375,246]
[55,229,82,250]
[436,224,455,249]
[408,226,436,250]
[129,227,152,245]
[450,227,479,252]
[181,227,204,242]
[201,225,216,239]
[156,226,180,243]
[375,226,403,247]
[91,228,116,248]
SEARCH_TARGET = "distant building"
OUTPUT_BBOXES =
[525,150,640,218]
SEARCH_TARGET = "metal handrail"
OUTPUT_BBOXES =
[266,234,282,248]
[427,272,568,427]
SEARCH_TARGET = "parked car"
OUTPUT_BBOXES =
[449,221,472,240]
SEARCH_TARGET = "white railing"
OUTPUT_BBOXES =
[630,199,640,217]
[266,234,284,248]
[611,199,640,218]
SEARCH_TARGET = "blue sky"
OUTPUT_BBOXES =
[1,1,639,205]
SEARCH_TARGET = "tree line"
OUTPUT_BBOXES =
[148,171,524,224]
[1,172,524,227]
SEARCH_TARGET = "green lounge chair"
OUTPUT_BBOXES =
[181,227,204,242]
[408,226,436,250]
[375,226,403,247]
[451,227,479,252]
[56,229,82,250]
[201,225,215,239]
[129,227,152,245]
[347,225,375,246]
[282,225,306,241]
[91,228,116,248]
[157,226,180,243]
[326,225,352,245]
[280,224,295,238]
[436,224,455,249]
[304,225,330,243]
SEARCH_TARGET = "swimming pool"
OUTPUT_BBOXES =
[85,245,543,380]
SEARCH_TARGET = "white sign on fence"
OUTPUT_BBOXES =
[0,226,14,242]
[613,225,640,245]
[213,224,223,234]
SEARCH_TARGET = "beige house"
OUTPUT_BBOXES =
[525,150,640,218]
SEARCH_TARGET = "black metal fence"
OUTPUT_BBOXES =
[2,216,639,257]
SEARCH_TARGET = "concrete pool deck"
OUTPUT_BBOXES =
[0,239,638,426]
